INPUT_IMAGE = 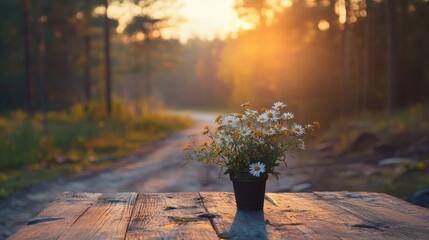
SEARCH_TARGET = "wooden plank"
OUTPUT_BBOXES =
[200,192,290,239]
[267,192,429,239]
[325,192,429,221]
[201,192,429,239]
[198,192,237,239]
[9,192,102,240]
[264,193,330,239]
[59,192,137,240]
[313,191,429,239]
[267,192,387,239]
[125,192,218,240]
[10,191,429,240]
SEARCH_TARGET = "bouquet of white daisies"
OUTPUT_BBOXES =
[183,101,319,179]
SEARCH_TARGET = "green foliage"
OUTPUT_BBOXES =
[0,104,193,198]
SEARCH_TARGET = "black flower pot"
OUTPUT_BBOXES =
[229,172,268,210]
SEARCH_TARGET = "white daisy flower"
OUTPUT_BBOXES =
[215,134,232,145]
[235,113,247,121]
[253,137,265,145]
[265,110,280,121]
[273,101,286,110]
[245,109,258,116]
[249,162,266,177]
[275,124,288,132]
[257,113,268,123]
[265,128,276,136]
[282,112,294,120]
[222,115,238,127]
[239,127,251,137]
[292,123,305,136]
[299,140,305,150]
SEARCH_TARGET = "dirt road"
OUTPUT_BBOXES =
[0,113,310,239]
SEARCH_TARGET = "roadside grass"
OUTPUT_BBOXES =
[319,102,429,154]
[0,105,193,198]
[311,103,429,198]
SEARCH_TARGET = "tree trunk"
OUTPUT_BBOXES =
[339,0,349,117]
[362,6,370,111]
[386,0,398,113]
[104,0,112,116]
[144,38,153,113]
[84,0,92,108]
[23,0,33,111]
[38,16,48,135]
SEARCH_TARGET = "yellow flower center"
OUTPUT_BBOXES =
[228,119,233,123]
[236,113,243,118]
[254,166,260,171]
[267,112,273,118]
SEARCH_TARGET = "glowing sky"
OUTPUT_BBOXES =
[173,0,239,42]
[98,0,253,43]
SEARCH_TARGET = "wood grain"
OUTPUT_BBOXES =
[9,192,102,240]
[125,192,218,240]
[59,192,137,240]
[9,191,429,240]
[313,191,429,239]
[200,192,281,239]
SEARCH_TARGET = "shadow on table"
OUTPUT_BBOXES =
[229,210,267,239]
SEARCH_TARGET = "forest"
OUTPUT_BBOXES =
[1,0,428,122]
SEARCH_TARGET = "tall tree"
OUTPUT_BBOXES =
[339,0,349,117]
[84,0,92,108]
[123,13,166,114]
[386,0,398,113]
[23,0,33,111]
[104,0,112,116]
[38,15,48,134]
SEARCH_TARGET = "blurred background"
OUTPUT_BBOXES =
[1,0,429,238]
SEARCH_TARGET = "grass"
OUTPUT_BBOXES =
[0,104,193,198]
[318,102,429,154]
[311,102,429,199]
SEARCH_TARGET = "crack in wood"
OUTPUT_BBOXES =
[27,217,64,225]
[197,192,223,238]
[164,205,199,210]
[264,194,278,207]
[71,203,93,224]
[348,223,390,230]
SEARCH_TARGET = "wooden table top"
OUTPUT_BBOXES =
[10,191,429,239]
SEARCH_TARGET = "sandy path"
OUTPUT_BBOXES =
[0,113,309,239]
